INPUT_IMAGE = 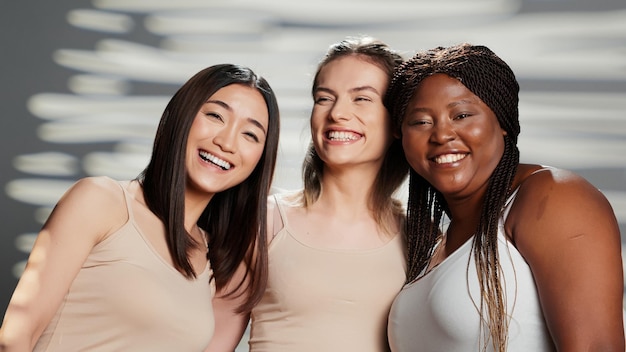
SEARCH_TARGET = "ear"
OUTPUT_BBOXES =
[502,129,508,136]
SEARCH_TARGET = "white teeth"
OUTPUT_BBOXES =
[328,131,359,141]
[199,151,232,170]
[434,153,466,164]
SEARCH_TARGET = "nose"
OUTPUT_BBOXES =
[429,119,456,144]
[329,98,351,122]
[213,125,237,153]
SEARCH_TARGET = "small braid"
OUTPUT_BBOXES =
[473,136,519,351]
[404,170,443,282]
[386,43,521,352]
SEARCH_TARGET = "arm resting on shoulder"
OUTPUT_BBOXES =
[205,261,252,352]
[205,292,250,352]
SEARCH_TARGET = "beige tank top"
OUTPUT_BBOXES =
[34,179,215,351]
[249,194,406,352]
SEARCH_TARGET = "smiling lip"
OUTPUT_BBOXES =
[431,153,468,165]
[198,150,233,170]
[325,129,362,142]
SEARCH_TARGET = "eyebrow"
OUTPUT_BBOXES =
[314,85,381,96]
[447,99,476,108]
[206,99,267,135]
[247,118,267,135]
[406,98,478,114]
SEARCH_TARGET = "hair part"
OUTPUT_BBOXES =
[139,64,279,312]
[385,43,521,352]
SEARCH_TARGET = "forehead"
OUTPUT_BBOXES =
[410,74,476,101]
[207,84,269,126]
[208,83,260,100]
[316,56,388,88]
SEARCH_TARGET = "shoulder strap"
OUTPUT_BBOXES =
[503,166,553,220]
[269,194,287,241]
[115,180,135,223]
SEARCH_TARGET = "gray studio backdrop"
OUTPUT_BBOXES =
[1,0,626,322]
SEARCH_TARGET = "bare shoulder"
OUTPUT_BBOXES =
[507,169,624,349]
[271,189,304,216]
[508,165,619,245]
[266,189,302,243]
[514,165,612,211]
[70,176,122,194]
[61,177,127,210]
[276,189,304,206]
[47,176,129,242]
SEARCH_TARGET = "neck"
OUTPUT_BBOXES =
[312,175,375,222]
[184,191,213,228]
[322,161,378,196]
[444,196,483,252]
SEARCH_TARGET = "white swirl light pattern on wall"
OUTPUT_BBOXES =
[4,4,626,343]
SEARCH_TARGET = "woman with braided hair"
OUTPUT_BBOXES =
[386,43,624,351]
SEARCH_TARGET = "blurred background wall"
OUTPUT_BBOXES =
[1,0,625,333]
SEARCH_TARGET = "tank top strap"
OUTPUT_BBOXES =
[502,188,519,220]
[503,166,553,220]
[272,193,289,229]
[115,180,136,223]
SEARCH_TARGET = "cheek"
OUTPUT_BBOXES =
[374,119,394,148]
[310,105,326,124]
[309,114,326,148]
[243,145,266,170]
[188,117,212,142]
[401,135,427,171]
[401,132,425,158]
[472,124,505,150]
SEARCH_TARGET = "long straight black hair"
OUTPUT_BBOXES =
[139,64,280,312]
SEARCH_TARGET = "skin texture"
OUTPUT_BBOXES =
[185,84,269,224]
[402,73,506,252]
[310,55,394,179]
[292,55,397,250]
[207,54,401,351]
[0,84,269,352]
[401,73,624,351]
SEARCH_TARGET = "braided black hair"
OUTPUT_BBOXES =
[385,43,521,352]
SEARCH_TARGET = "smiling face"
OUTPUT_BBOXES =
[185,83,269,199]
[310,55,393,170]
[401,73,506,200]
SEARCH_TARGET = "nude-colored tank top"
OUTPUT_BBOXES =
[388,189,554,351]
[249,194,406,352]
[34,179,215,351]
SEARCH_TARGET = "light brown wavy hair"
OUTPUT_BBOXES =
[302,36,409,234]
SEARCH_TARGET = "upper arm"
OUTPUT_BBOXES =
[205,263,251,352]
[206,196,282,351]
[510,169,624,350]
[205,295,250,352]
[0,177,127,347]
